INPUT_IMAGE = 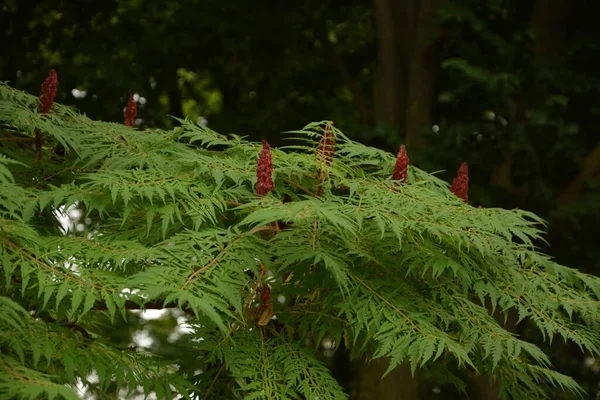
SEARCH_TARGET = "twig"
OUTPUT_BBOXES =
[34,130,42,163]
[0,137,35,142]
[181,225,276,289]
[284,179,317,197]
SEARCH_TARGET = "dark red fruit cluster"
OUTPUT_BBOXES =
[39,70,58,114]
[392,145,409,182]
[450,162,469,203]
[124,95,137,127]
[256,140,275,196]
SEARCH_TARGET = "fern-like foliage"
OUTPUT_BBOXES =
[1,81,599,399]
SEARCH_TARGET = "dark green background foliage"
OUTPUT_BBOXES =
[1,0,600,399]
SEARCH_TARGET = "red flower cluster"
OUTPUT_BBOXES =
[256,140,275,196]
[450,162,469,203]
[316,124,335,167]
[39,70,58,114]
[124,95,137,127]
[392,145,409,182]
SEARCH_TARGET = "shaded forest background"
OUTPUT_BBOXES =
[1,0,599,398]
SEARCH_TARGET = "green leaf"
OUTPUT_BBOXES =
[81,289,97,317]
[71,289,84,314]
[55,283,69,310]
[102,291,116,322]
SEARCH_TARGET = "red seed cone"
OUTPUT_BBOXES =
[259,284,271,308]
[256,140,275,196]
[450,162,469,203]
[124,95,137,127]
[35,70,58,163]
[39,70,58,114]
[316,124,336,167]
[392,144,409,182]
[315,123,336,195]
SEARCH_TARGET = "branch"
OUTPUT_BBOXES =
[63,321,92,339]
[92,300,176,311]
[39,313,93,339]
[89,299,195,316]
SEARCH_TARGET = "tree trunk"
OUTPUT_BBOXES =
[373,0,405,136]
[357,1,445,396]
[531,0,569,64]
[558,143,600,206]
[373,0,440,149]
[353,358,420,400]
[404,0,440,148]
[0,1,36,86]
[492,0,571,201]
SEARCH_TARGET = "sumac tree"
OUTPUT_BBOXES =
[1,75,599,399]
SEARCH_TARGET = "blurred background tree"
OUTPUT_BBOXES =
[2,0,599,398]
